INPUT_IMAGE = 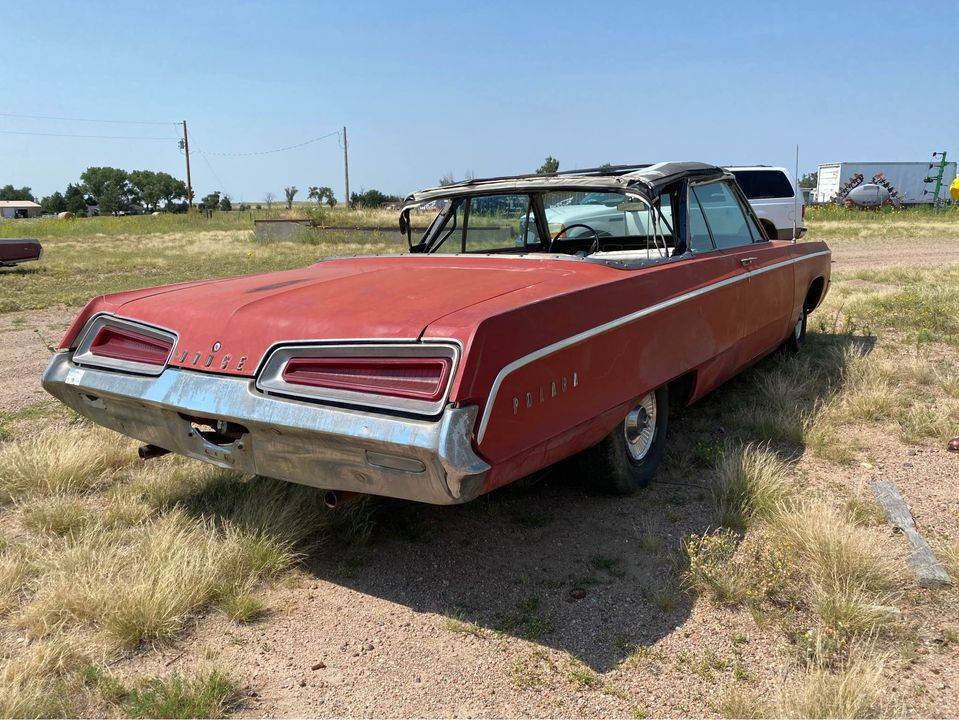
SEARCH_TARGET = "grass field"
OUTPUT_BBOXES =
[2,204,959,315]
[1,207,958,716]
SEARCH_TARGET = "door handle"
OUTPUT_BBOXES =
[739,256,758,266]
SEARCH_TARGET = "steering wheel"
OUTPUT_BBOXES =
[548,223,600,253]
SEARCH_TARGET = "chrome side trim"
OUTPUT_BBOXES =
[256,341,460,417]
[475,250,830,443]
[72,314,179,377]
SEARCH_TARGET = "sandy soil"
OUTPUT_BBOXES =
[823,237,959,269]
[0,307,70,412]
[3,237,958,717]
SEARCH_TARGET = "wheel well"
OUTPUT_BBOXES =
[668,370,697,410]
[759,219,777,240]
[805,276,826,313]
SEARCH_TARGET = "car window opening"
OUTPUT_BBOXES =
[409,190,682,264]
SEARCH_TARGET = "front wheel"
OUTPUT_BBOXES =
[579,386,669,494]
[781,306,807,353]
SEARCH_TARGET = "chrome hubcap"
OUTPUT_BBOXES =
[624,392,657,462]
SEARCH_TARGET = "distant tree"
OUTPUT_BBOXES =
[129,170,187,212]
[349,188,401,209]
[264,193,275,210]
[536,156,559,175]
[98,181,122,216]
[598,162,614,171]
[200,191,221,211]
[464,170,475,182]
[80,167,131,205]
[283,186,298,209]
[308,185,337,208]
[64,184,88,216]
[40,192,67,214]
[438,172,456,187]
[0,185,36,202]
[219,194,233,211]
[799,171,818,189]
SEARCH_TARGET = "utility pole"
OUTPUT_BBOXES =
[180,120,194,210]
[342,126,350,208]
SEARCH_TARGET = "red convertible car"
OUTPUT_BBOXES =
[43,163,830,504]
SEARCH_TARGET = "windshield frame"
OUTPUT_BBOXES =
[408,187,654,256]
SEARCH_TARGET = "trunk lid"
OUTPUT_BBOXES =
[113,256,571,376]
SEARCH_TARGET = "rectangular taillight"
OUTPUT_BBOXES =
[72,316,177,376]
[90,325,173,366]
[282,357,451,401]
[256,343,459,416]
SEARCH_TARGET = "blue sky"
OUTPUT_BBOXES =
[2,1,957,202]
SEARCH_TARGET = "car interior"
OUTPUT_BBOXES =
[404,176,764,268]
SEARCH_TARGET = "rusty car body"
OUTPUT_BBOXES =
[43,162,831,503]
[0,238,42,267]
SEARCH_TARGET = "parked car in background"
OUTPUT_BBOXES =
[44,162,830,506]
[727,166,805,240]
[0,238,42,267]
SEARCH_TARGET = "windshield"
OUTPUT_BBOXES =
[411,189,672,257]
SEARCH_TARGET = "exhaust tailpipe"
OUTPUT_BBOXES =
[324,490,360,509]
[138,444,171,461]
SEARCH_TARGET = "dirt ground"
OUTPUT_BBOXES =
[831,239,959,268]
[2,236,958,717]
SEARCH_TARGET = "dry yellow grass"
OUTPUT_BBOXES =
[812,575,900,639]
[17,495,316,649]
[0,425,136,503]
[0,551,29,616]
[21,510,245,647]
[0,637,88,718]
[6,448,334,650]
[21,495,89,536]
[771,501,902,595]
[711,443,794,529]
[778,647,886,719]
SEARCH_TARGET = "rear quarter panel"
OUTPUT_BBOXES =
[427,254,748,490]
[790,241,832,319]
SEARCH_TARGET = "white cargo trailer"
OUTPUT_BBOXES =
[814,161,957,205]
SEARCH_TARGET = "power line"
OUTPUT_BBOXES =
[0,128,177,141]
[189,133,228,192]
[195,130,341,157]
[0,111,175,125]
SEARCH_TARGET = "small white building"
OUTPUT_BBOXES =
[0,200,42,219]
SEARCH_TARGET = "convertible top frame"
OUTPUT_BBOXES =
[401,162,731,209]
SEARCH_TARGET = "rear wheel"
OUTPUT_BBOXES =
[580,386,669,494]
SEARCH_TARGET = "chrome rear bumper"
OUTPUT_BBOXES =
[42,352,489,505]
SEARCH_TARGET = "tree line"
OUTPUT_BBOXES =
[4,155,566,219]
[25,167,190,216]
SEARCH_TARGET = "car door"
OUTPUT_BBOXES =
[691,180,794,366]
[678,182,750,392]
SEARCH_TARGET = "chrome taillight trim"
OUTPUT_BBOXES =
[256,342,460,417]
[72,314,178,377]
